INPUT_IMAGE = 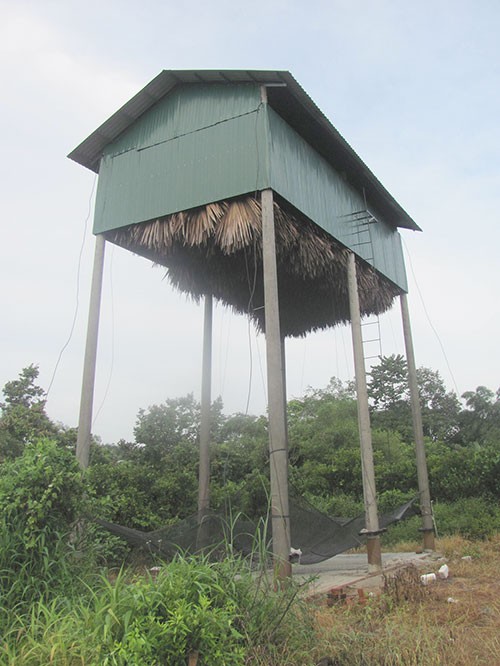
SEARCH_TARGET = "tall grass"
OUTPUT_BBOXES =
[0,517,85,633]
[1,537,318,665]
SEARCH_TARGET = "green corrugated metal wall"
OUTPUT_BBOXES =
[93,83,407,291]
[94,84,269,232]
[267,108,407,290]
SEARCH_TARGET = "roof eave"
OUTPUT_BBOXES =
[268,73,421,232]
[67,70,290,173]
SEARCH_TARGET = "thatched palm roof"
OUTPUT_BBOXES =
[106,194,400,338]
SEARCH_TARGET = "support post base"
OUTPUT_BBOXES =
[274,559,292,587]
[366,534,382,572]
[419,527,436,551]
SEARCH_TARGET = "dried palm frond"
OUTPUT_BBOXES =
[214,198,261,253]
[106,193,400,337]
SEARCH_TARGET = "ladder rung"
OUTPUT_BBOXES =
[338,209,368,217]
[344,229,371,236]
[353,216,375,223]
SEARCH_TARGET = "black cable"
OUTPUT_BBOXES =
[46,174,97,398]
[402,238,460,395]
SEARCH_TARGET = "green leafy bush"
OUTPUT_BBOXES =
[304,491,363,520]
[383,497,500,545]
[433,497,500,540]
[0,438,85,545]
[2,550,316,665]
[0,439,90,634]
[104,561,246,665]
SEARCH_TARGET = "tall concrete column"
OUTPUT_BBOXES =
[347,252,382,572]
[198,294,213,521]
[281,335,289,444]
[76,233,106,469]
[261,188,291,580]
[400,293,435,550]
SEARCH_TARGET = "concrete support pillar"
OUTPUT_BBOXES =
[400,293,435,550]
[281,335,289,444]
[76,233,106,469]
[261,188,291,580]
[347,252,382,572]
[198,294,213,521]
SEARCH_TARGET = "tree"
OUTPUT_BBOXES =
[367,355,413,437]
[368,354,409,410]
[212,413,268,485]
[286,379,362,497]
[88,394,232,527]
[0,365,56,459]
[368,355,460,442]
[415,366,461,442]
[133,394,225,464]
[457,386,500,445]
[302,376,356,402]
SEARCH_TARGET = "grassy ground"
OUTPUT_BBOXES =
[312,535,500,665]
[2,535,499,665]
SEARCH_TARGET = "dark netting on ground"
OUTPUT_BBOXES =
[290,494,418,564]
[95,493,419,565]
[96,511,262,561]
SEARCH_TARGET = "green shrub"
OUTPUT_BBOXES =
[0,439,96,634]
[0,514,81,636]
[0,438,85,545]
[104,561,245,665]
[2,551,317,665]
[383,514,422,547]
[103,555,313,665]
[304,492,363,520]
[433,497,500,540]
[383,497,500,546]
[377,489,416,514]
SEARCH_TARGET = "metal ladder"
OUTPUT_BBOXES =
[340,208,383,363]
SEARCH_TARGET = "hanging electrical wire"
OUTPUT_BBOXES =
[243,240,259,415]
[46,173,97,398]
[402,238,460,395]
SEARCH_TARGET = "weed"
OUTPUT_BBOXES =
[383,564,428,605]
[313,535,500,665]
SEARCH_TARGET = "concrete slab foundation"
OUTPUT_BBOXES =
[293,551,438,597]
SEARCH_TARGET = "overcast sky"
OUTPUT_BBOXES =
[1,0,499,444]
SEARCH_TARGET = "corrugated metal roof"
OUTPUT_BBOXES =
[68,69,420,231]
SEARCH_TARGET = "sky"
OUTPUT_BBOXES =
[1,0,499,444]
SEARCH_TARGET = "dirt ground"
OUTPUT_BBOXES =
[309,537,500,665]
